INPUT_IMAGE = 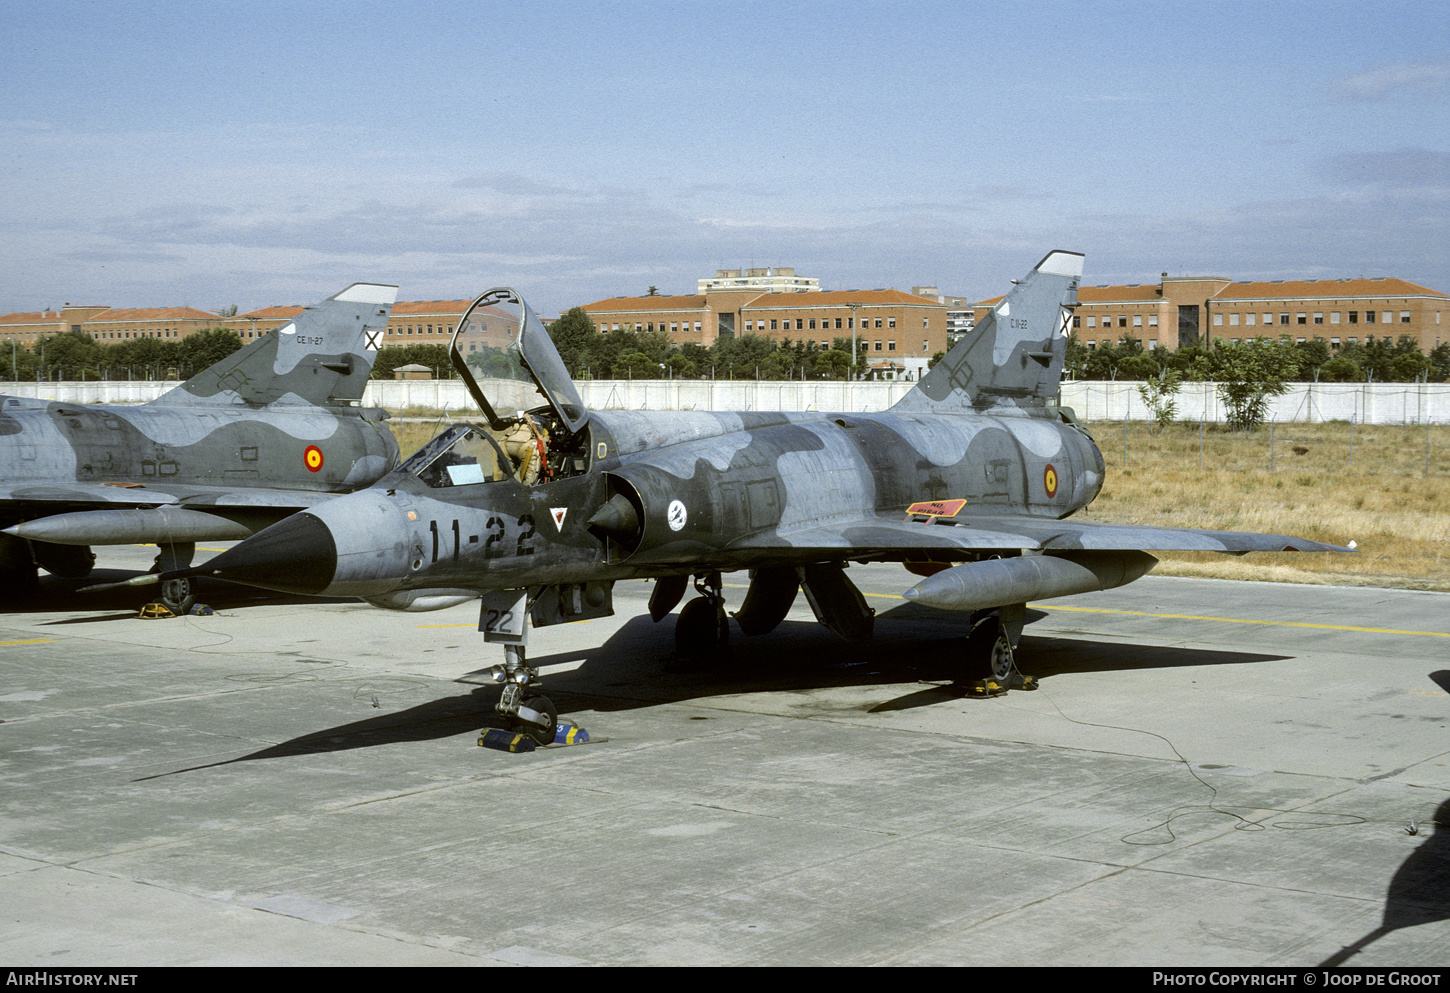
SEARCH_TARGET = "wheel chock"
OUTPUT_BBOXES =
[553,720,590,745]
[1009,672,1038,691]
[963,678,1008,698]
[478,728,537,753]
[189,604,214,616]
[137,602,176,620]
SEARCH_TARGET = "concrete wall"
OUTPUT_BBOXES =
[6,379,1449,424]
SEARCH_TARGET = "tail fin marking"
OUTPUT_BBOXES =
[152,282,398,409]
[893,250,1082,414]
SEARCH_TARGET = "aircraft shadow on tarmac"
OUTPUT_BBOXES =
[129,612,1443,964]
[135,601,1296,781]
[132,685,505,781]
[539,604,1295,714]
[1318,800,1450,966]
[1320,676,1449,966]
[13,573,358,622]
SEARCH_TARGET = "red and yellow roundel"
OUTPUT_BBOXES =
[304,445,324,472]
[1043,463,1058,498]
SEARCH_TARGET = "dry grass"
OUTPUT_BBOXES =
[1084,421,1450,590]
[386,413,1450,591]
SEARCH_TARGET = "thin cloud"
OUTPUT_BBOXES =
[1329,61,1450,101]
[1320,148,1450,189]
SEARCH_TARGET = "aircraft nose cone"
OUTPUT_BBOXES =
[200,512,337,595]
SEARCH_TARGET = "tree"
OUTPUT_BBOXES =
[36,329,103,378]
[1115,354,1159,380]
[1318,356,1362,382]
[1136,370,1182,431]
[373,343,451,379]
[1211,336,1298,431]
[1429,343,1450,382]
[546,308,598,376]
[176,327,242,374]
[1292,338,1331,380]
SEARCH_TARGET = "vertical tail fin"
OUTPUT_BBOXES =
[152,283,398,408]
[894,250,1082,413]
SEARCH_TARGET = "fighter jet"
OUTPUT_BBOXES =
[156,252,1347,741]
[2,283,400,613]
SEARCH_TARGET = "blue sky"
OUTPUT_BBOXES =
[2,0,1447,318]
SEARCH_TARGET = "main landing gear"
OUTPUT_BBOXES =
[673,572,729,666]
[962,605,1035,697]
[489,643,557,746]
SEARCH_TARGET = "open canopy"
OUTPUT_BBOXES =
[448,287,588,436]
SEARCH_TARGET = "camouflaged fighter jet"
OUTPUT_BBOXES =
[157,252,1348,742]
[2,283,400,613]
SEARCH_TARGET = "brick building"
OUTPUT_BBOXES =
[580,266,953,380]
[988,273,1450,353]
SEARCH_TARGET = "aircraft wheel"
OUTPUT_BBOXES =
[675,595,730,664]
[159,577,195,616]
[521,695,557,746]
[964,614,1012,681]
[986,629,1014,682]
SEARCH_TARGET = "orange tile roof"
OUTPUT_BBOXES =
[392,299,474,316]
[582,295,709,312]
[86,307,219,323]
[1210,277,1448,300]
[237,305,305,321]
[0,311,66,326]
[747,288,941,308]
[1077,284,1163,303]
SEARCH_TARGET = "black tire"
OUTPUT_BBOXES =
[675,596,729,664]
[159,578,195,616]
[964,614,1013,682]
[521,695,557,746]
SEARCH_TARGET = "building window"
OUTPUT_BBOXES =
[1280,314,1290,325]
[874,318,883,329]
[1401,311,1411,323]
[1087,316,1096,328]
[874,340,882,351]
[1297,313,1307,324]
[835,318,842,329]
[770,320,778,330]
[887,317,896,329]
[1349,311,1358,324]
[1134,315,1143,327]
[1214,314,1224,326]
[1365,311,1376,323]
[1246,313,1256,327]
[1149,315,1158,327]
[1118,316,1128,328]
[809,319,816,330]
[1229,313,1240,326]
[1331,312,1340,324]
[1314,313,1323,324]
[887,340,896,351]
[1263,313,1273,326]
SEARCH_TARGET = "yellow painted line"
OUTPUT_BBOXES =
[0,639,56,647]
[1030,604,1450,639]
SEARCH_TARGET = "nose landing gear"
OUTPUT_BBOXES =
[490,643,557,745]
